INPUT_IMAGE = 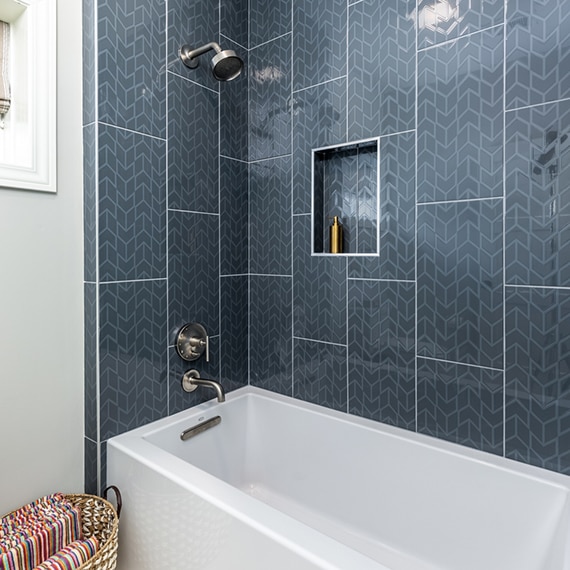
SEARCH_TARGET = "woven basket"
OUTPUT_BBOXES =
[65,486,121,570]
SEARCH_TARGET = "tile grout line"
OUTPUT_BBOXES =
[414,0,419,434]
[291,1,295,398]
[502,6,507,459]
[165,0,171,417]
[418,355,504,373]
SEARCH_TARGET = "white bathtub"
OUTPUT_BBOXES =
[108,386,570,570]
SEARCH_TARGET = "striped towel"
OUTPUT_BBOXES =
[0,496,82,570]
[0,21,10,116]
[34,538,99,570]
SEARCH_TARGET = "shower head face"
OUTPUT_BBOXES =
[210,50,243,81]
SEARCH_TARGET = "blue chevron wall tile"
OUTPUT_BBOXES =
[221,0,248,49]
[220,157,248,276]
[348,280,415,430]
[293,0,346,91]
[99,280,168,440]
[84,438,98,495]
[417,0,504,49]
[84,124,97,283]
[250,157,292,275]
[417,200,503,369]
[84,283,98,442]
[505,101,570,287]
[505,287,570,475]
[221,276,249,388]
[249,35,291,161]
[167,0,220,92]
[98,125,166,282]
[294,339,347,413]
[168,338,222,415]
[98,0,166,137]
[417,27,503,202]
[293,215,347,345]
[293,78,346,214]
[220,41,248,162]
[506,0,570,109]
[250,0,291,49]
[169,211,220,343]
[417,359,503,455]
[348,132,415,280]
[348,0,415,139]
[83,0,96,126]
[99,443,108,493]
[168,73,219,213]
[250,276,292,396]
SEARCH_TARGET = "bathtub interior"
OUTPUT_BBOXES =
[140,389,570,570]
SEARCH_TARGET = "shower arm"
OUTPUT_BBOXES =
[179,42,222,68]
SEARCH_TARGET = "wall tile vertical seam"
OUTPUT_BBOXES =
[501,1,507,459]
[345,0,350,414]
[248,0,252,387]
[165,0,170,417]
[290,0,294,396]
[414,0,419,434]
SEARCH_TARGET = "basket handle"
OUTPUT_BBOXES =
[102,485,122,518]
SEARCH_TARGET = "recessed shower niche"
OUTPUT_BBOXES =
[312,138,380,256]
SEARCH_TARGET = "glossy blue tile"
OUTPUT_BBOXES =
[99,280,168,440]
[505,101,570,287]
[249,35,291,161]
[293,215,346,345]
[250,0,291,48]
[417,27,503,202]
[220,41,248,162]
[220,157,248,276]
[417,359,503,455]
[506,0,570,109]
[417,200,503,368]
[348,0,415,139]
[168,73,219,213]
[221,0,248,49]
[83,0,96,126]
[506,287,570,474]
[221,276,249,388]
[169,211,219,342]
[293,78,346,214]
[98,0,166,137]
[84,438,98,495]
[293,0,346,91]
[84,124,97,283]
[294,339,347,413]
[417,0,504,49]
[348,280,415,430]
[167,0,220,92]
[98,125,166,282]
[84,283,98,442]
[250,276,292,396]
[250,157,292,274]
[348,132,415,280]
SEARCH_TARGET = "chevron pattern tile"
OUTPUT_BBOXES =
[294,339,347,413]
[221,276,249,388]
[417,27,503,202]
[98,125,166,282]
[293,216,347,345]
[250,276,292,396]
[292,79,346,214]
[506,0,570,109]
[505,100,570,287]
[348,132,415,280]
[221,0,248,49]
[168,73,219,213]
[293,0,346,91]
[250,0,291,49]
[99,280,168,440]
[98,0,166,137]
[417,359,503,455]
[220,157,248,276]
[348,280,415,430]
[250,157,292,274]
[417,0,504,49]
[168,211,220,342]
[84,283,98,442]
[348,0,415,139]
[167,0,220,92]
[83,124,97,283]
[249,35,291,161]
[84,439,98,495]
[83,0,96,126]
[505,287,570,474]
[417,200,503,368]
[220,41,248,162]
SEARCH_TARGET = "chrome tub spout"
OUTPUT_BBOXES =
[182,370,225,402]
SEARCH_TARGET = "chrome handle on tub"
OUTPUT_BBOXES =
[180,416,221,441]
[176,322,209,362]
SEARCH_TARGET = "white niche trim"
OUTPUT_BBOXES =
[0,0,56,193]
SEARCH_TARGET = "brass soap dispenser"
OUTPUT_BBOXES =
[329,216,343,254]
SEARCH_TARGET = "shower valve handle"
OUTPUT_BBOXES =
[176,323,210,362]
